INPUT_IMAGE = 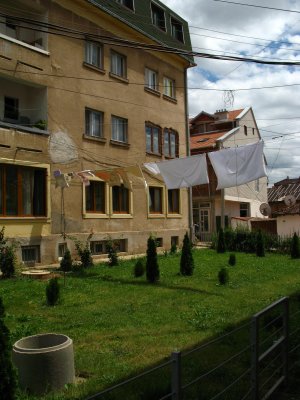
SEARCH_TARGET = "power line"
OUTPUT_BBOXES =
[212,0,300,14]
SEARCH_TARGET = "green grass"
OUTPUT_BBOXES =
[1,249,300,399]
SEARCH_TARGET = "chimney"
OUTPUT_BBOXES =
[214,109,229,120]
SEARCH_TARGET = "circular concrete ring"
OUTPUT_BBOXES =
[12,333,75,395]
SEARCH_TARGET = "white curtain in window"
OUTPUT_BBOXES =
[22,169,34,215]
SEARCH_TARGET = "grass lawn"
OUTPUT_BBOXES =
[1,249,300,399]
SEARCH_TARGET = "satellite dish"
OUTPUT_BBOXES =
[284,195,296,207]
[260,203,271,216]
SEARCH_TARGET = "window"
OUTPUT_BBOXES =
[90,241,106,255]
[164,128,178,158]
[58,243,68,258]
[171,236,179,247]
[156,237,163,247]
[85,181,105,213]
[111,51,127,78]
[255,179,260,192]
[111,116,128,143]
[163,77,175,99]
[252,128,255,135]
[146,123,161,154]
[6,20,17,39]
[145,68,159,91]
[112,186,129,213]
[171,17,184,42]
[85,108,103,138]
[244,125,247,136]
[240,202,249,217]
[149,187,163,214]
[85,41,103,69]
[21,245,40,264]
[151,3,166,31]
[4,97,19,121]
[168,189,180,213]
[116,0,134,10]
[0,164,46,217]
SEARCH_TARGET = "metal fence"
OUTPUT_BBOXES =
[86,296,300,400]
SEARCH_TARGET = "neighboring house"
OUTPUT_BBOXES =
[268,177,300,236]
[0,0,194,264]
[190,108,268,241]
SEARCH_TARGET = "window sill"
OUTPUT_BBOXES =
[162,94,177,104]
[0,33,49,56]
[0,216,50,222]
[146,151,162,158]
[167,213,182,218]
[83,213,109,219]
[83,62,106,74]
[111,214,133,219]
[109,72,129,84]
[83,134,106,143]
[148,213,165,219]
[0,121,50,137]
[110,140,130,148]
[144,87,161,97]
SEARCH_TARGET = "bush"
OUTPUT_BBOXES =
[291,232,300,259]
[217,228,226,253]
[256,230,265,257]
[170,243,177,254]
[74,239,93,268]
[0,297,18,400]
[218,267,229,285]
[107,240,119,267]
[46,278,60,306]
[0,228,17,279]
[134,259,145,277]
[60,249,72,272]
[180,232,194,276]
[146,236,160,283]
[228,253,236,266]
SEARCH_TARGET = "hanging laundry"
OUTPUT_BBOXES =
[76,170,95,187]
[143,162,160,175]
[54,170,71,188]
[144,154,208,189]
[208,140,267,190]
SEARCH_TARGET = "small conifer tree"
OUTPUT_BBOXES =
[60,249,72,272]
[0,297,18,400]
[291,232,300,259]
[146,236,160,283]
[218,267,229,285]
[228,253,236,266]
[134,259,145,277]
[256,230,265,257]
[46,278,60,306]
[180,232,194,276]
[217,228,226,253]
[0,228,16,279]
[107,240,119,267]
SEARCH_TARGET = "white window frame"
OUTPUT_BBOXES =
[163,77,176,99]
[111,115,128,143]
[145,68,159,91]
[111,51,127,78]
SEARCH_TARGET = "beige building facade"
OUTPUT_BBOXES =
[0,0,194,264]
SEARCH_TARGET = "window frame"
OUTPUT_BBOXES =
[145,67,159,92]
[148,186,164,216]
[110,50,127,79]
[170,17,184,43]
[0,164,47,218]
[163,76,176,99]
[240,202,250,217]
[84,180,107,215]
[167,189,181,215]
[145,122,162,155]
[163,128,178,158]
[111,115,128,143]
[151,2,166,32]
[4,96,19,121]
[112,185,130,214]
[21,245,41,264]
[84,41,104,70]
[116,0,135,11]
[85,108,104,138]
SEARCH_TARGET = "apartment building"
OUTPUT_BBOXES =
[0,0,194,264]
[190,108,268,241]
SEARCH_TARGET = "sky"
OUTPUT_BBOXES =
[162,0,300,185]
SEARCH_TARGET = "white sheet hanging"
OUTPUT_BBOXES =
[208,140,267,190]
[145,154,208,189]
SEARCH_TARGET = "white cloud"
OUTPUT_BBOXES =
[163,0,300,184]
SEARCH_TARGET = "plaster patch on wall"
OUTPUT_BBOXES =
[49,131,78,164]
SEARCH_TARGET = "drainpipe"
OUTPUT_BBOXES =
[184,66,194,241]
[217,139,225,229]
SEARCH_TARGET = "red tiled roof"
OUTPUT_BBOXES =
[190,130,229,150]
[227,109,244,120]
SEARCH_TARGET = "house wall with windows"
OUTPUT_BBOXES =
[0,0,193,264]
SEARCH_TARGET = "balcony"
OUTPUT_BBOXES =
[0,77,48,135]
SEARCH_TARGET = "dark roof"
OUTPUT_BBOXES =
[87,0,193,64]
[272,204,300,216]
[268,180,300,202]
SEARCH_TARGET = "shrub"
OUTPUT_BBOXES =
[217,228,226,253]
[218,267,229,285]
[74,239,93,268]
[60,249,72,272]
[46,278,60,306]
[134,259,145,277]
[291,232,300,259]
[106,240,119,267]
[0,297,18,400]
[170,243,177,254]
[0,228,17,279]
[180,232,194,276]
[146,236,160,283]
[228,253,236,266]
[256,230,265,257]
